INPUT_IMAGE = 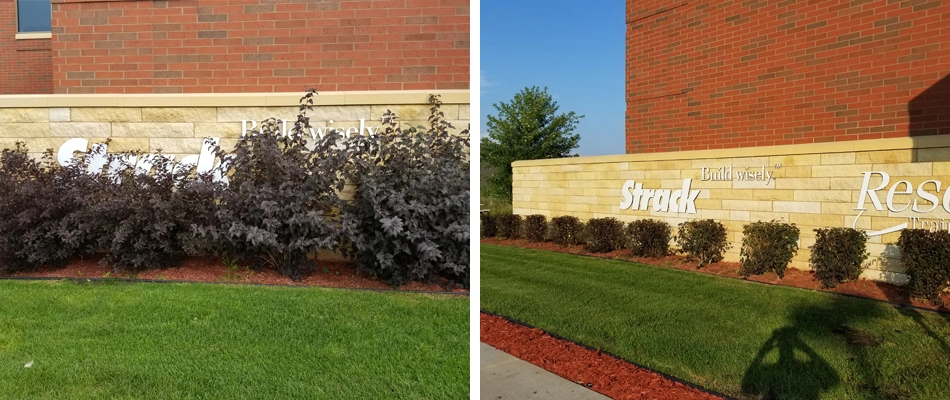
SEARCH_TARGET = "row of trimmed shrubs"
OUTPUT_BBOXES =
[482,214,950,304]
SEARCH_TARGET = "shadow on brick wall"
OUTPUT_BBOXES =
[909,72,950,137]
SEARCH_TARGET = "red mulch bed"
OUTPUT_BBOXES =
[5,255,468,294]
[481,313,724,400]
[482,237,950,311]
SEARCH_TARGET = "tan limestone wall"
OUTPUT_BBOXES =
[0,90,470,160]
[512,136,950,285]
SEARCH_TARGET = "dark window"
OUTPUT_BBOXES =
[17,0,51,33]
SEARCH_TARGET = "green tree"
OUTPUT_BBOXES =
[481,86,582,201]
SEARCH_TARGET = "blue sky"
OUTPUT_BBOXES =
[479,0,626,157]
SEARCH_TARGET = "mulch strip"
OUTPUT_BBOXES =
[481,312,726,400]
[4,255,468,295]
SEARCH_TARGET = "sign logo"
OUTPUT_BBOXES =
[853,171,950,236]
[620,179,701,214]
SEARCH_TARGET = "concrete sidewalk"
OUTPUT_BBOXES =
[480,342,611,400]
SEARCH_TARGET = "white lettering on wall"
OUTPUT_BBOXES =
[620,179,700,214]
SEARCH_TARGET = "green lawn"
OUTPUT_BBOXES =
[0,280,468,399]
[481,244,950,400]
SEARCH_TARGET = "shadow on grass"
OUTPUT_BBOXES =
[741,294,891,399]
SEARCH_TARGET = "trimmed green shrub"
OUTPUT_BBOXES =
[740,220,799,278]
[676,219,729,268]
[810,227,869,288]
[897,229,950,304]
[523,214,547,242]
[626,219,671,258]
[495,214,522,239]
[480,213,497,238]
[550,215,584,246]
[584,217,624,253]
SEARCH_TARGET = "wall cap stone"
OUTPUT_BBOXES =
[0,90,470,109]
[513,136,950,167]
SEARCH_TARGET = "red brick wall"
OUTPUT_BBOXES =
[626,0,950,153]
[0,1,53,94]
[51,0,469,94]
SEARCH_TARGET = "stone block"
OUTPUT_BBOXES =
[112,123,195,138]
[369,105,425,121]
[855,149,914,164]
[768,154,820,166]
[645,169,680,179]
[708,188,755,200]
[811,164,871,177]
[106,138,150,152]
[776,166,811,178]
[49,108,70,122]
[0,123,50,138]
[789,213,844,227]
[730,210,751,221]
[194,122,244,138]
[459,104,470,120]
[732,156,770,168]
[50,122,111,137]
[0,108,48,122]
[776,178,830,190]
[217,107,299,123]
[71,108,142,122]
[722,199,772,211]
[619,170,646,180]
[820,153,855,165]
[875,162,932,176]
[143,107,217,123]
[749,211,790,222]
[773,201,821,214]
[916,147,950,163]
[793,190,852,202]
[148,138,208,154]
[752,189,793,201]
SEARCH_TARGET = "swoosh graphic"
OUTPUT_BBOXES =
[852,210,907,237]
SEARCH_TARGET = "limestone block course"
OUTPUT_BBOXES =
[820,153,856,165]
[50,122,110,137]
[855,150,914,164]
[71,108,142,122]
[916,148,950,162]
[768,154,820,166]
[722,199,772,211]
[112,123,194,138]
[874,163,932,176]
[369,105,430,121]
[752,189,793,201]
[793,190,853,202]
[0,123,50,138]
[149,138,206,154]
[216,107,299,123]
[143,108,217,123]
[194,122,244,138]
[0,108,48,122]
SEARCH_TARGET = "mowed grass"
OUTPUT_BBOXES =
[481,244,950,400]
[0,280,468,399]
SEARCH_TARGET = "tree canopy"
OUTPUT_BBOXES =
[481,86,582,201]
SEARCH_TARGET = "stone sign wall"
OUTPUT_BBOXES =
[0,90,470,161]
[512,136,950,284]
